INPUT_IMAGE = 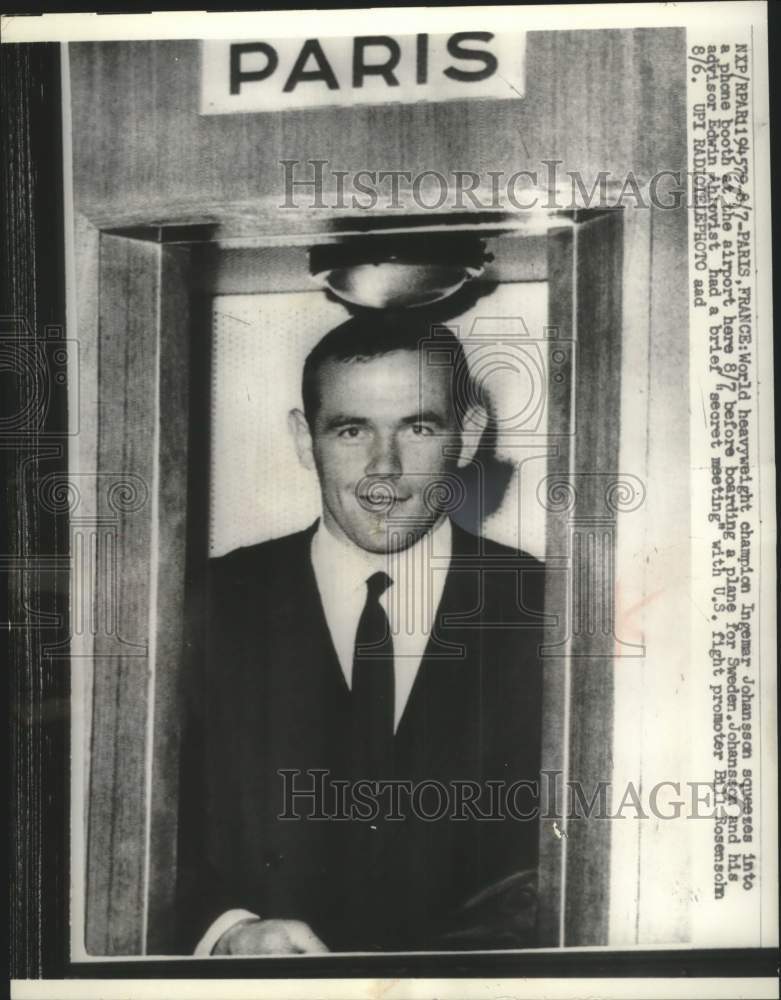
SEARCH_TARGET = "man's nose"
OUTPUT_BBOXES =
[365,433,402,476]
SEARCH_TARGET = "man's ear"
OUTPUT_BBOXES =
[455,404,488,467]
[288,408,315,471]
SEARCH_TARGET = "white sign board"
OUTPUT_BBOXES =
[200,33,526,113]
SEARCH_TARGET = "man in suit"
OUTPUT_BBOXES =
[176,313,546,955]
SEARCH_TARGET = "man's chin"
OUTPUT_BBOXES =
[342,515,432,554]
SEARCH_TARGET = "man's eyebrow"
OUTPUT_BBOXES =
[323,414,370,430]
[401,410,448,426]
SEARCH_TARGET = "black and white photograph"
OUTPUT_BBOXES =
[2,3,777,998]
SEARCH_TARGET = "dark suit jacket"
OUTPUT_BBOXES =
[176,520,546,953]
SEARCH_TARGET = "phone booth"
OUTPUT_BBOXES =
[67,29,689,956]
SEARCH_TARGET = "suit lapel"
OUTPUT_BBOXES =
[251,522,351,770]
[368,526,485,880]
[286,520,350,696]
[394,522,482,752]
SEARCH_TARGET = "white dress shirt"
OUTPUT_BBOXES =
[195,517,453,955]
[310,515,452,732]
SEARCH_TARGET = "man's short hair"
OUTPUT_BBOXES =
[302,313,478,427]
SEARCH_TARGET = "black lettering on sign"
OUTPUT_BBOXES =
[416,34,428,85]
[352,36,401,88]
[444,32,498,82]
[283,38,339,93]
[230,43,279,95]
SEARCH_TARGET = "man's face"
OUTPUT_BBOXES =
[292,349,467,553]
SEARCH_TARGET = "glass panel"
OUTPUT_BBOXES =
[208,281,549,559]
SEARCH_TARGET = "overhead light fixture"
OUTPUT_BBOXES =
[309,233,489,309]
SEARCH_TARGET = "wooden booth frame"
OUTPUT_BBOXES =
[79,204,646,957]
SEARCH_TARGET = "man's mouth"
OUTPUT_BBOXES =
[357,493,412,507]
[355,485,412,511]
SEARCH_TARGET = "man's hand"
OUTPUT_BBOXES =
[212,918,329,955]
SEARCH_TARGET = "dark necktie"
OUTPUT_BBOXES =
[351,570,395,780]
